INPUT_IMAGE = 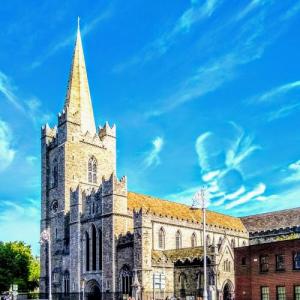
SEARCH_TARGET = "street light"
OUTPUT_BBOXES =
[40,229,52,300]
[192,187,209,300]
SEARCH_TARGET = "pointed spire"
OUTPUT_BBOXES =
[64,18,96,134]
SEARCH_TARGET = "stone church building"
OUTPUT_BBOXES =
[40,25,249,300]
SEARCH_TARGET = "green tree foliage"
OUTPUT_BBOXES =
[0,241,40,292]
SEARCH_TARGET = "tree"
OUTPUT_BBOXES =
[0,241,40,292]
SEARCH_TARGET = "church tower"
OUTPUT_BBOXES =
[40,21,117,295]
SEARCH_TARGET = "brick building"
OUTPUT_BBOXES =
[235,209,300,300]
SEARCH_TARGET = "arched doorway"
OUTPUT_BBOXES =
[85,280,101,300]
[223,281,234,300]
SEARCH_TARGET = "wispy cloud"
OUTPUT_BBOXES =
[0,70,51,125]
[165,123,267,211]
[282,160,300,183]
[31,7,113,69]
[0,119,15,172]
[250,80,300,103]
[113,0,221,73]
[0,198,40,255]
[225,183,266,209]
[146,2,300,116]
[235,0,266,21]
[143,136,164,168]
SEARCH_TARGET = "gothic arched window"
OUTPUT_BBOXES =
[231,239,236,248]
[176,230,182,249]
[207,234,211,246]
[91,224,97,271]
[88,156,97,184]
[85,231,90,271]
[197,272,204,289]
[120,265,132,296]
[191,232,197,248]
[63,270,70,295]
[159,227,165,249]
[52,159,58,188]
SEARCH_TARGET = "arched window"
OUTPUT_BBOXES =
[85,231,90,271]
[92,225,97,271]
[242,240,247,247]
[191,233,197,248]
[231,239,235,248]
[99,229,102,270]
[88,157,97,184]
[197,272,204,289]
[52,159,58,188]
[218,237,223,245]
[63,270,70,295]
[179,273,187,289]
[175,230,182,249]
[158,227,165,249]
[206,234,211,246]
[120,265,132,296]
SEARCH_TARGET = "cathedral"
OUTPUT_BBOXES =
[40,24,249,300]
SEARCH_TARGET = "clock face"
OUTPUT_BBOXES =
[51,200,58,213]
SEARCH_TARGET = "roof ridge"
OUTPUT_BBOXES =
[241,206,300,219]
[128,191,240,220]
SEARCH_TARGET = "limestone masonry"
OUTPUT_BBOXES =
[40,24,250,299]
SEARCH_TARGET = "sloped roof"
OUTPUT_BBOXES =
[127,192,246,232]
[152,247,206,263]
[241,207,300,233]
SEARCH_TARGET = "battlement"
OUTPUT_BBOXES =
[81,131,105,148]
[41,124,58,146]
[102,172,127,197]
[99,122,116,139]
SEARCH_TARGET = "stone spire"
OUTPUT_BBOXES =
[64,18,96,134]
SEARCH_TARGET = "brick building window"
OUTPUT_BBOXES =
[158,227,165,249]
[261,287,269,300]
[294,251,300,270]
[276,286,286,300]
[260,255,269,273]
[241,257,246,265]
[276,254,285,271]
[88,156,97,183]
[295,286,300,300]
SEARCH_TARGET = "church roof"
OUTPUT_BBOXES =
[64,19,96,134]
[241,207,300,233]
[127,192,247,232]
[152,247,209,263]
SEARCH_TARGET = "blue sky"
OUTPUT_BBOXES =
[0,0,300,255]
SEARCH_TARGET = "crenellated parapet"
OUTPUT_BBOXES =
[102,172,127,197]
[99,122,116,139]
[81,131,105,148]
[41,123,58,146]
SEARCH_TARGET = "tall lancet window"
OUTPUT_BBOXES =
[191,232,197,248]
[158,227,165,249]
[85,231,90,272]
[175,230,182,249]
[91,224,97,271]
[52,159,58,188]
[88,156,97,184]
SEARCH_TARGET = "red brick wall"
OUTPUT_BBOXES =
[234,239,300,300]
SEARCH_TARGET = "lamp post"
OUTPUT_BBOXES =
[40,229,52,300]
[192,187,209,300]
